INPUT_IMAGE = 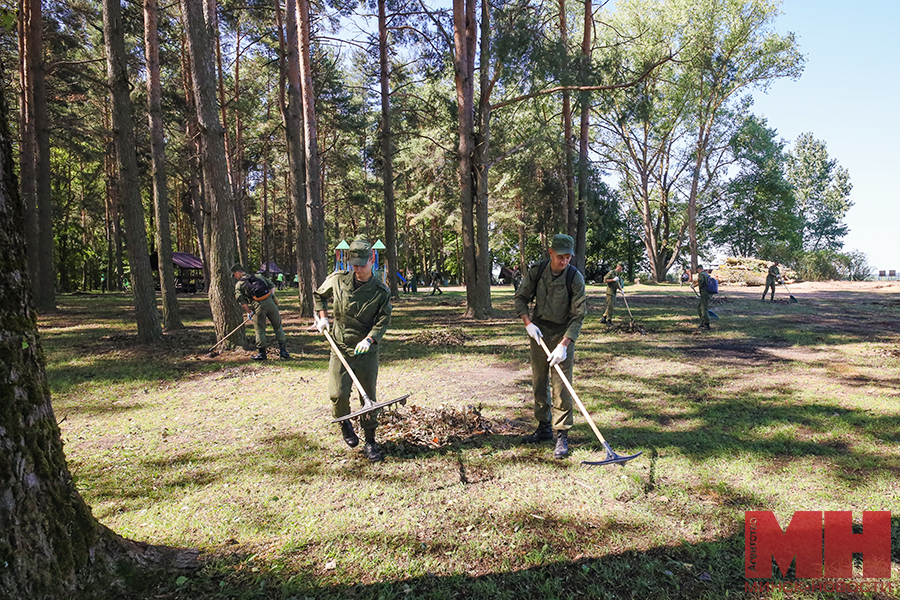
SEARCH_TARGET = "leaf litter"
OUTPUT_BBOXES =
[377,404,522,451]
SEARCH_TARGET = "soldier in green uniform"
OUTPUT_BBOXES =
[232,264,290,360]
[514,234,587,459]
[600,264,624,325]
[762,260,780,302]
[314,238,392,462]
[691,265,711,330]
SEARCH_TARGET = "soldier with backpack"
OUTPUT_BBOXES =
[691,265,711,331]
[514,234,587,459]
[232,264,290,360]
[600,264,624,325]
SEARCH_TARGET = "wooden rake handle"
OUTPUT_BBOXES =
[322,327,374,405]
[536,337,608,445]
[207,315,252,353]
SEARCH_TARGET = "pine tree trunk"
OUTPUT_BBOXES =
[296,0,327,285]
[575,0,592,275]
[103,0,163,342]
[454,0,488,318]
[18,0,39,292]
[180,0,246,346]
[144,0,182,330]
[472,0,492,317]
[20,0,55,311]
[279,0,314,316]
[378,0,400,298]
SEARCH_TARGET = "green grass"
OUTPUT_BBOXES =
[42,283,900,599]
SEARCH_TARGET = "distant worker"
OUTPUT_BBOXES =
[762,260,780,302]
[601,264,624,325]
[232,264,290,360]
[314,238,392,462]
[430,270,443,295]
[514,234,587,459]
[691,265,711,331]
[276,271,285,290]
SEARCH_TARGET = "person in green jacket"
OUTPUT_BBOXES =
[600,264,624,325]
[762,260,780,302]
[691,265,711,330]
[514,234,587,459]
[314,238,392,462]
[232,264,289,360]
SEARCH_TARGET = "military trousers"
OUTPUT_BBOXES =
[603,292,615,320]
[328,346,379,430]
[252,297,286,350]
[697,292,710,326]
[762,277,776,300]
[529,325,575,431]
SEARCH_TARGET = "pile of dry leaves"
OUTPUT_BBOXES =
[377,404,520,449]
[410,327,472,346]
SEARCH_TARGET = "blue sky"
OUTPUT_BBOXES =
[750,0,900,271]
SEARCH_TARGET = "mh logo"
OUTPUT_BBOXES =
[745,511,892,579]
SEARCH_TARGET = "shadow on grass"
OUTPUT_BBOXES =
[143,518,900,600]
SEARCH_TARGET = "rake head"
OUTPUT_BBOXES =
[331,394,410,423]
[581,440,643,467]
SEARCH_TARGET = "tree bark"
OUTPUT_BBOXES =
[103,0,163,342]
[574,0,592,275]
[378,0,400,298]
[180,0,246,346]
[453,0,490,318]
[472,0,492,317]
[296,0,327,285]
[144,0,182,330]
[279,0,314,316]
[20,0,55,311]
[18,0,38,293]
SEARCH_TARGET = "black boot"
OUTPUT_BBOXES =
[554,430,569,459]
[523,422,553,443]
[279,341,290,359]
[340,421,359,448]
[362,429,384,462]
[251,349,267,360]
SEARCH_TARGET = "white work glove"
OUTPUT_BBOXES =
[314,315,329,333]
[245,312,253,321]
[354,338,372,355]
[547,343,567,367]
[525,322,543,340]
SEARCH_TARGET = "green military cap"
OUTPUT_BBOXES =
[550,234,575,255]
[230,263,245,273]
[348,238,373,266]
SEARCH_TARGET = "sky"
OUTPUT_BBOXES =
[748,0,900,271]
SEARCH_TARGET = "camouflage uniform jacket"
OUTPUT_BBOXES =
[514,263,586,342]
[314,271,392,352]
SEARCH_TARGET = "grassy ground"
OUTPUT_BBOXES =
[41,281,900,599]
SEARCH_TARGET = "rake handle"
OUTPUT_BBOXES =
[617,287,635,321]
[208,315,252,353]
[537,337,608,445]
[322,327,374,406]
